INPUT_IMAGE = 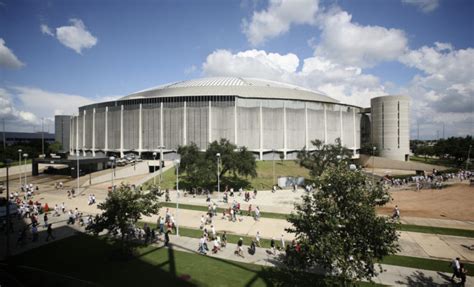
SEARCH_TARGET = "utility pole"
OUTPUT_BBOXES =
[2,119,5,151]
[467,145,472,171]
[442,123,445,139]
[417,121,419,140]
[42,118,45,156]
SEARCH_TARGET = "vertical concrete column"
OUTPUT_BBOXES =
[120,105,124,158]
[92,108,96,157]
[324,105,328,144]
[283,101,287,159]
[305,103,309,149]
[160,102,163,153]
[104,106,108,153]
[353,108,357,156]
[138,103,142,156]
[76,115,79,155]
[234,100,238,145]
[208,101,212,143]
[82,110,86,156]
[259,102,263,160]
[70,117,74,155]
[183,101,187,145]
[340,107,344,146]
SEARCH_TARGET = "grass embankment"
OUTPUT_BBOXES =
[410,156,459,168]
[5,234,381,287]
[144,160,311,191]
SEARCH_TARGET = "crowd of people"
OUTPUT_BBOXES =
[381,169,472,191]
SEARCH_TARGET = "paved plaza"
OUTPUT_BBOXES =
[1,163,474,286]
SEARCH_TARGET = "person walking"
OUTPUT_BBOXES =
[235,237,244,258]
[270,237,276,255]
[46,224,55,241]
[43,213,49,228]
[451,257,461,281]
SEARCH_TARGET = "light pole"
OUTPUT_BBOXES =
[76,153,80,193]
[152,152,157,185]
[272,149,276,186]
[17,149,22,188]
[175,159,180,236]
[159,146,165,185]
[4,159,12,258]
[216,153,221,195]
[109,156,115,191]
[372,146,377,184]
[23,153,28,186]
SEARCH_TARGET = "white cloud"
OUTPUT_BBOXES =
[402,0,440,13]
[41,19,98,54]
[0,86,117,132]
[0,38,25,69]
[202,49,385,107]
[315,9,408,68]
[242,0,319,46]
[40,24,54,36]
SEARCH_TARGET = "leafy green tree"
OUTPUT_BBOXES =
[434,136,473,165]
[178,139,257,190]
[297,138,353,178]
[48,141,63,154]
[88,184,162,253]
[286,163,399,284]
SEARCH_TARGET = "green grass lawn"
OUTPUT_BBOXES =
[410,156,458,168]
[144,160,311,191]
[5,234,382,287]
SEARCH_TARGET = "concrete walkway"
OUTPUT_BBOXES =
[2,213,472,286]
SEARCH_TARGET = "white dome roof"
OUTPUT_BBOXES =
[120,77,338,103]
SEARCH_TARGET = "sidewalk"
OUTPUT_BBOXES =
[164,234,474,286]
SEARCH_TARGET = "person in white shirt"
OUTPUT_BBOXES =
[255,231,261,247]
[211,225,216,239]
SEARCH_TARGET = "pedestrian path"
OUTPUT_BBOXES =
[164,234,474,286]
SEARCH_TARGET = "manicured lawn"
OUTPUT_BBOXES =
[144,160,311,191]
[410,156,458,168]
[4,234,382,287]
[399,224,474,238]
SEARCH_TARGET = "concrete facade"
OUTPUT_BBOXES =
[70,77,363,159]
[371,95,410,161]
[55,115,71,151]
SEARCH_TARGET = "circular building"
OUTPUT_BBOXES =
[70,77,364,159]
[370,95,410,161]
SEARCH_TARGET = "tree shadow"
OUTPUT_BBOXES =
[395,270,452,287]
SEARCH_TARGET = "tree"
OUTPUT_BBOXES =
[297,138,353,178]
[48,141,63,154]
[286,163,399,284]
[88,184,162,254]
[434,136,473,165]
[178,139,257,190]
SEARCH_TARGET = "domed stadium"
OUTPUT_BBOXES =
[69,77,378,160]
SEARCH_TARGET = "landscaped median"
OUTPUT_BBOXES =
[160,202,474,238]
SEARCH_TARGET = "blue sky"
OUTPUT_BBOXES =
[0,0,473,139]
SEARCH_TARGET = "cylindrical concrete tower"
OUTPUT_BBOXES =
[371,95,410,161]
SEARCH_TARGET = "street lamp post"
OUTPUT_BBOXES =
[152,152,157,185]
[109,156,115,191]
[4,159,12,258]
[18,149,22,188]
[216,153,221,195]
[23,153,28,186]
[466,144,472,170]
[175,159,180,236]
[159,146,165,185]
[272,149,275,186]
[76,153,80,193]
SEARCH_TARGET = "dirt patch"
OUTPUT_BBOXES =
[377,182,474,221]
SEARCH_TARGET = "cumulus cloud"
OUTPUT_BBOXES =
[0,38,25,69]
[1,86,117,132]
[202,49,386,107]
[40,19,98,54]
[402,0,440,13]
[242,0,319,46]
[315,9,408,68]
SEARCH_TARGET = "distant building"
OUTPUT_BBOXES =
[55,115,72,151]
[1,132,55,146]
